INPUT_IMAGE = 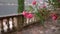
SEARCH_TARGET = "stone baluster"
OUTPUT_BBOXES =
[3,19,8,32]
[13,17,17,30]
[9,18,13,30]
[26,18,29,24]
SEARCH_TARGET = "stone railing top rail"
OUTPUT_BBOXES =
[0,13,22,18]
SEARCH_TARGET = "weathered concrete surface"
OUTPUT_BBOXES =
[12,22,60,34]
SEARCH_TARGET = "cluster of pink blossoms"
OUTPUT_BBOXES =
[22,11,33,19]
[32,0,46,8]
[32,0,58,20]
[32,0,36,5]
[22,0,58,20]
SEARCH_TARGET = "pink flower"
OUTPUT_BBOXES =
[52,16,57,20]
[51,13,58,20]
[22,11,28,16]
[26,13,33,18]
[22,11,33,19]
[32,0,36,5]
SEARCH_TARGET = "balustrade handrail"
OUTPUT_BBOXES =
[0,13,24,34]
[0,13,34,18]
[0,13,22,18]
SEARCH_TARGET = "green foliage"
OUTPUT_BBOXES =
[25,1,50,25]
[47,0,60,10]
[25,6,34,11]
[18,0,24,13]
[36,12,44,25]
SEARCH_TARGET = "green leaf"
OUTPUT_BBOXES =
[36,12,44,25]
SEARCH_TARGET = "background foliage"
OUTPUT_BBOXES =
[18,0,24,13]
[47,0,60,10]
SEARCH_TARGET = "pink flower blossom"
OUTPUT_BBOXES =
[22,11,28,16]
[22,11,33,19]
[32,0,36,5]
[52,16,57,20]
[26,13,33,18]
[51,13,58,20]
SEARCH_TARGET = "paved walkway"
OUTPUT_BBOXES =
[16,22,60,34]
